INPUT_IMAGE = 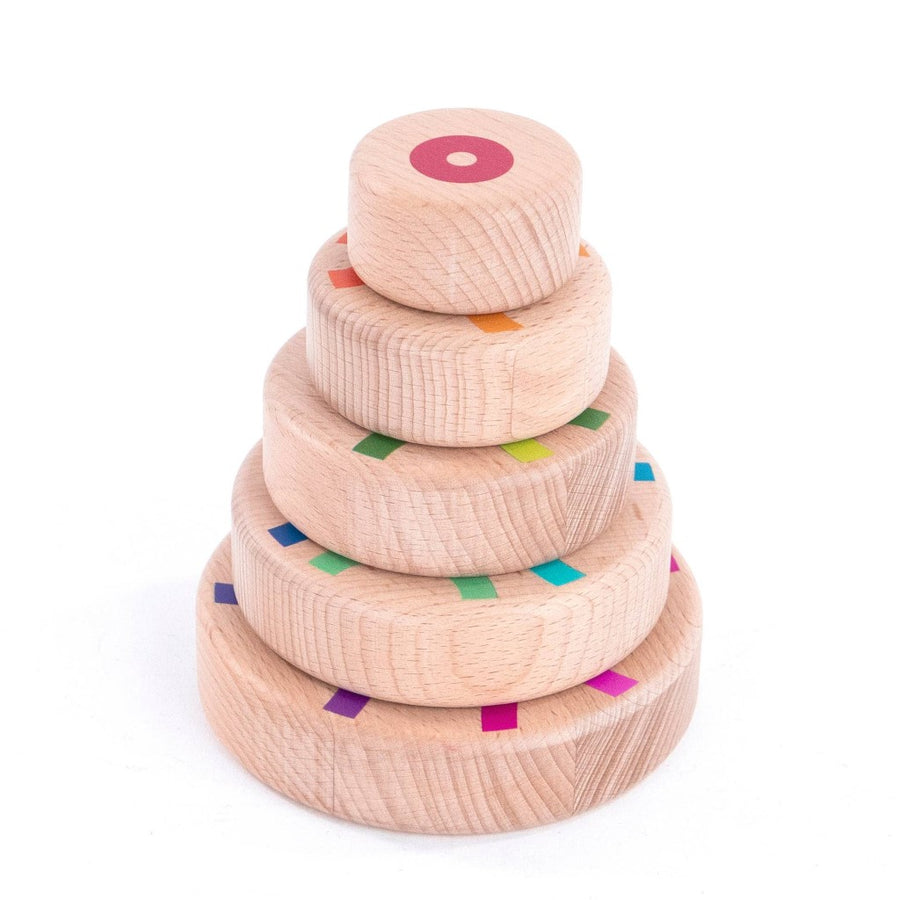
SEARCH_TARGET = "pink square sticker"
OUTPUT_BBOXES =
[585,670,639,697]
[481,703,518,732]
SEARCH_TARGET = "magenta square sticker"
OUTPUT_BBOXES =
[481,703,518,732]
[585,670,639,697]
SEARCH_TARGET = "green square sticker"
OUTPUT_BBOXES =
[569,408,610,430]
[309,550,359,575]
[352,432,406,460]
[450,576,498,600]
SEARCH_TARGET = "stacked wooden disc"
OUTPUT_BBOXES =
[198,108,702,835]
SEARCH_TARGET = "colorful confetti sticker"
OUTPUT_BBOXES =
[501,438,554,463]
[309,550,359,575]
[353,432,406,460]
[670,555,680,573]
[634,461,656,482]
[585,670,639,697]
[324,688,370,719]
[481,703,518,732]
[451,576,498,600]
[530,559,586,586]
[568,408,610,430]
[268,522,308,547]
[467,312,523,333]
[213,582,238,605]
[328,267,365,289]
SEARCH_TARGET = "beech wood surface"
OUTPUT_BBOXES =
[234,442,671,707]
[308,232,611,446]
[265,329,635,577]
[347,108,582,315]
[198,537,701,835]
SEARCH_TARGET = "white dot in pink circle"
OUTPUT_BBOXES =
[446,151,478,167]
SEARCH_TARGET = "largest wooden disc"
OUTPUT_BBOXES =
[265,329,635,577]
[198,537,701,835]
[307,231,611,447]
[234,442,671,708]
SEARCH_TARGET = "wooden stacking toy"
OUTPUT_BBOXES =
[198,108,702,834]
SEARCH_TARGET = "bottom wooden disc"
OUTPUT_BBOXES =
[197,537,702,835]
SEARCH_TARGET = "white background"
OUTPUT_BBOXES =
[2,1,898,897]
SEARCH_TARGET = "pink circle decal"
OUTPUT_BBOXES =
[409,135,514,183]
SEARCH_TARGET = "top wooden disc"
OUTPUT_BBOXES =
[348,108,582,315]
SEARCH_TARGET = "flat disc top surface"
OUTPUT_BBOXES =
[311,230,609,344]
[351,109,581,188]
[351,108,579,200]
[244,442,669,609]
[271,330,623,482]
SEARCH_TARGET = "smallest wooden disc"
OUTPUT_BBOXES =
[348,108,582,314]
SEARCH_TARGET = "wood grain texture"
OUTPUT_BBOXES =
[266,329,634,576]
[347,108,582,315]
[308,231,611,446]
[234,442,671,707]
[198,537,701,834]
